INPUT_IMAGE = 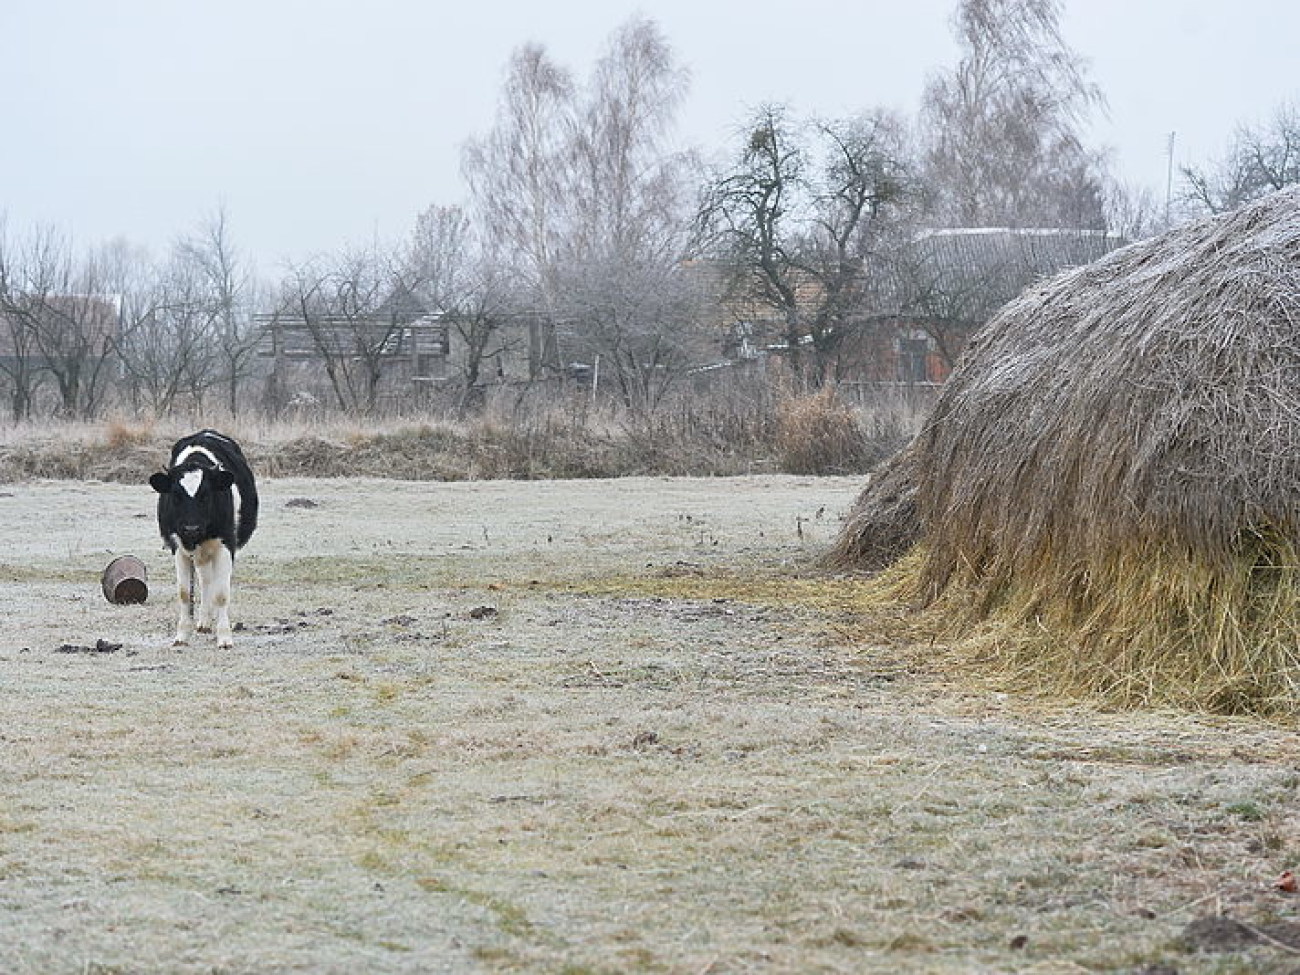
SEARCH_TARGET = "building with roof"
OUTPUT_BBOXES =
[702,227,1127,386]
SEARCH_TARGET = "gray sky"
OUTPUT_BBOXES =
[3,0,1296,273]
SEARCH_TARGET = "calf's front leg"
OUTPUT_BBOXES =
[193,540,236,648]
[173,548,196,646]
[208,544,236,649]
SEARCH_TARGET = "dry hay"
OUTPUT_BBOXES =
[831,186,1300,714]
[823,441,922,570]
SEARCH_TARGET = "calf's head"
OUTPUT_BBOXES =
[150,465,236,549]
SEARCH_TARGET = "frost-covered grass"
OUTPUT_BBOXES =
[1,476,1298,973]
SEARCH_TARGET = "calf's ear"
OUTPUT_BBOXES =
[210,469,235,491]
[149,472,172,494]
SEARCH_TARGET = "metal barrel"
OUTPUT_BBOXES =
[102,555,149,604]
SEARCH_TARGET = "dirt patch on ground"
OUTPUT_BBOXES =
[2,475,1300,973]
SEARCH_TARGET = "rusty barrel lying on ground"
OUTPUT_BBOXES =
[102,555,148,604]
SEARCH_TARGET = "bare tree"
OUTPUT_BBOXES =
[0,221,248,421]
[406,204,518,412]
[561,256,707,412]
[463,42,575,335]
[1182,100,1300,214]
[0,227,123,419]
[1101,179,1166,241]
[174,207,264,417]
[696,106,913,383]
[464,17,701,403]
[566,16,692,263]
[116,247,223,415]
[0,219,45,420]
[696,106,806,370]
[114,273,175,416]
[278,246,410,414]
[800,113,914,380]
[558,16,702,407]
[919,0,1109,228]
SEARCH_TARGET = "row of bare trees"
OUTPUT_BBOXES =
[447,0,1136,394]
[690,0,1131,384]
[1,0,1295,424]
[0,211,263,422]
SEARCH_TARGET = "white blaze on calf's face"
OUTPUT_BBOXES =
[180,469,204,498]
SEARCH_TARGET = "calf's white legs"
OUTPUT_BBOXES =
[173,540,236,648]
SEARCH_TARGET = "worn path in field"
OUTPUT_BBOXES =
[2,476,1300,973]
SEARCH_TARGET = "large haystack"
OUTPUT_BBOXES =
[831,186,1300,712]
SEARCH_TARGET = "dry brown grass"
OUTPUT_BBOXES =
[102,416,157,450]
[0,387,921,484]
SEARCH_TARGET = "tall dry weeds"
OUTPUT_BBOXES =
[0,382,923,483]
[775,387,871,475]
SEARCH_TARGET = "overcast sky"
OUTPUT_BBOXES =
[3,0,1296,273]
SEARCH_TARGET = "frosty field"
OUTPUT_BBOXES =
[2,475,1299,974]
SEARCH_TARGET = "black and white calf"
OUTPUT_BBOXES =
[149,430,259,648]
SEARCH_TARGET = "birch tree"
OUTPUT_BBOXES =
[919,0,1109,228]
[463,17,702,405]
[462,43,574,325]
[173,208,264,416]
[559,16,702,408]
